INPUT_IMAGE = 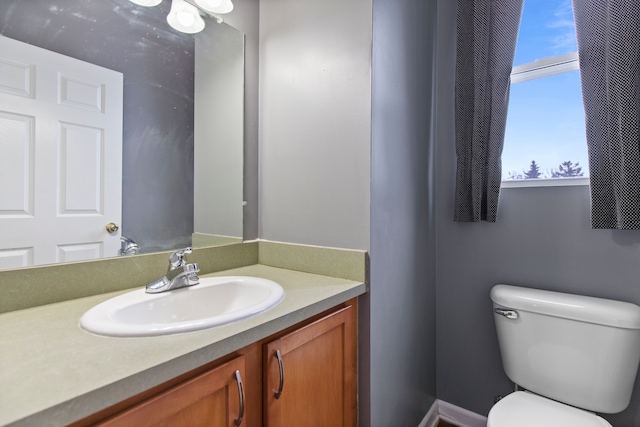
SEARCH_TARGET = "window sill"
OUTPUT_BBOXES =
[501,177,589,188]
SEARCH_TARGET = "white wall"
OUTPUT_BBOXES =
[258,0,372,250]
[194,22,244,238]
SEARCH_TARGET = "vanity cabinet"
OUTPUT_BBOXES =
[264,305,357,427]
[95,356,247,427]
[73,299,356,427]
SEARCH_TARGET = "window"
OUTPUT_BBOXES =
[502,0,588,185]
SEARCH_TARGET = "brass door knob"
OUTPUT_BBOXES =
[106,223,119,233]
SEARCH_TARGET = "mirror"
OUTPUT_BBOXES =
[0,0,244,270]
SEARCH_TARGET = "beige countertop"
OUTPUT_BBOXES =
[0,264,365,427]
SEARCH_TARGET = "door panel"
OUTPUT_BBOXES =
[0,111,34,216]
[0,35,123,267]
[58,122,104,215]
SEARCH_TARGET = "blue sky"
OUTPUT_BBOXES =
[502,0,589,179]
[513,0,577,64]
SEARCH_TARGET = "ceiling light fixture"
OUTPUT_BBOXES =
[194,0,234,14]
[129,0,162,6]
[128,0,233,34]
[166,0,205,34]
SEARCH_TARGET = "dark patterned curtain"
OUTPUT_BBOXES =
[454,0,523,222]
[572,0,640,229]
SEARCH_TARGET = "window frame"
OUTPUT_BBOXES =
[511,52,579,84]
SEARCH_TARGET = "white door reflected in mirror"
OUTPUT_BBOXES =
[0,36,123,269]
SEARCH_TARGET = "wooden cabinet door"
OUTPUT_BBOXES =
[264,304,357,427]
[96,356,247,427]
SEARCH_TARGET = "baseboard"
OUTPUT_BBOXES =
[418,400,488,427]
[418,399,440,427]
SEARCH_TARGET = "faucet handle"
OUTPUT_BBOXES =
[169,247,192,268]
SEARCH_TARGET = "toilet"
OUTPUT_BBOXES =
[488,284,640,427]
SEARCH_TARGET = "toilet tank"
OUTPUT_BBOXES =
[491,284,640,414]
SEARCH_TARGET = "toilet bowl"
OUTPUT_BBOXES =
[487,391,612,427]
[489,284,640,426]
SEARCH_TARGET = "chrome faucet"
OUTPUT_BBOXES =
[118,236,140,256]
[145,247,200,294]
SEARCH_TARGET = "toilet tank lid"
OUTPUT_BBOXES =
[491,284,640,329]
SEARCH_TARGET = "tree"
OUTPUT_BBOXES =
[523,160,542,179]
[552,161,584,178]
[507,171,524,180]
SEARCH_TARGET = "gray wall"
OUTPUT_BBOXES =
[365,0,438,425]
[434,1,640,425]
[258,0,371,250]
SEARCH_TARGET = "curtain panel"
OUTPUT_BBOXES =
[454,0,523,222]
[573,0,640,229]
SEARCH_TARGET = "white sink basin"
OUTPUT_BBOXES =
[79,276,284,337]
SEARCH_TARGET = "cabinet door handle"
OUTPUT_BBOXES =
[274,349,285,399]
[234,370,245,426]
